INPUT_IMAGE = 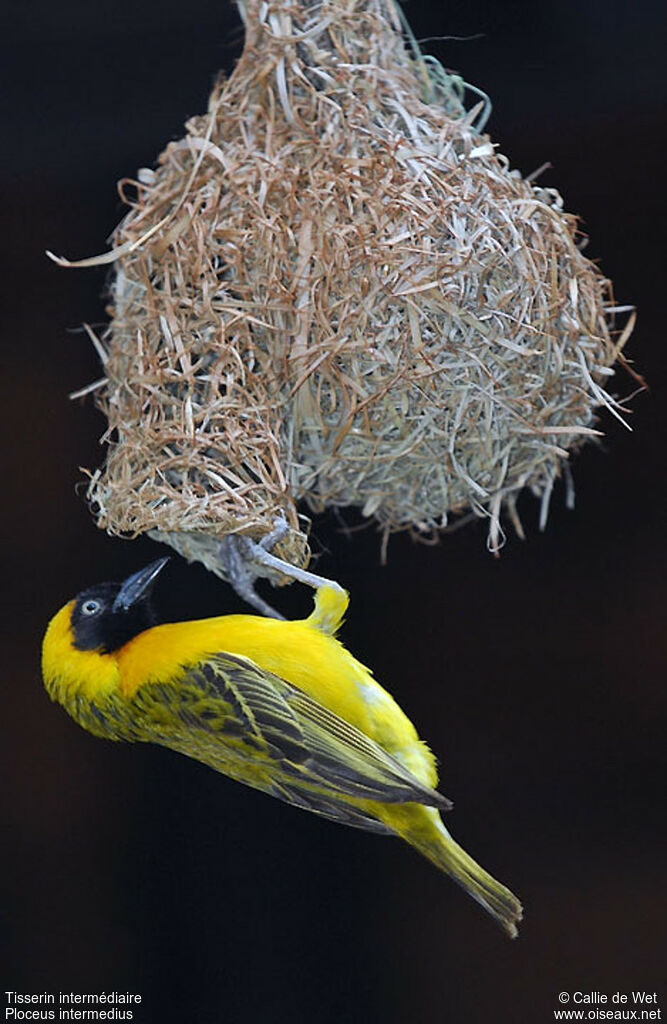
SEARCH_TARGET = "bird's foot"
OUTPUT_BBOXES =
[218,516,344,618]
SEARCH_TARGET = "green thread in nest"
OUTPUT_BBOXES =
[394,3,491,129]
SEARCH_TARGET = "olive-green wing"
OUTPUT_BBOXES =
[144,652,451,830]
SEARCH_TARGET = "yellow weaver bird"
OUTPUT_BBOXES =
[42,559,522,937]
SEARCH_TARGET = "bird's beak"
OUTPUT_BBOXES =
[113,558,170,612]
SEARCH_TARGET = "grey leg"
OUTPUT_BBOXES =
[217,516,345,617]
[217,535,286,619]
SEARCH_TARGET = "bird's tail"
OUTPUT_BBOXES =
[403,811,523,938]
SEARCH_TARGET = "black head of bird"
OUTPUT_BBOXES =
[70,558,169,653]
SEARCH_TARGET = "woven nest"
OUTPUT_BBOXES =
[60,0,634,578]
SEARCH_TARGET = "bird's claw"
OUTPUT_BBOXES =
[257,516,290,552]
[218,515,344,617]
[217,534,286,619]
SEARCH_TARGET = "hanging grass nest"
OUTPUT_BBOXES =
[56,0,634,581]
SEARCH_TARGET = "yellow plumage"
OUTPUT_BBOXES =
[42,565,522,937]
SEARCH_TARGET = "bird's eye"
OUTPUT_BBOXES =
[81,599,102,616]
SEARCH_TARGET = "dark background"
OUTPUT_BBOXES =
[3,0,665,1021]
